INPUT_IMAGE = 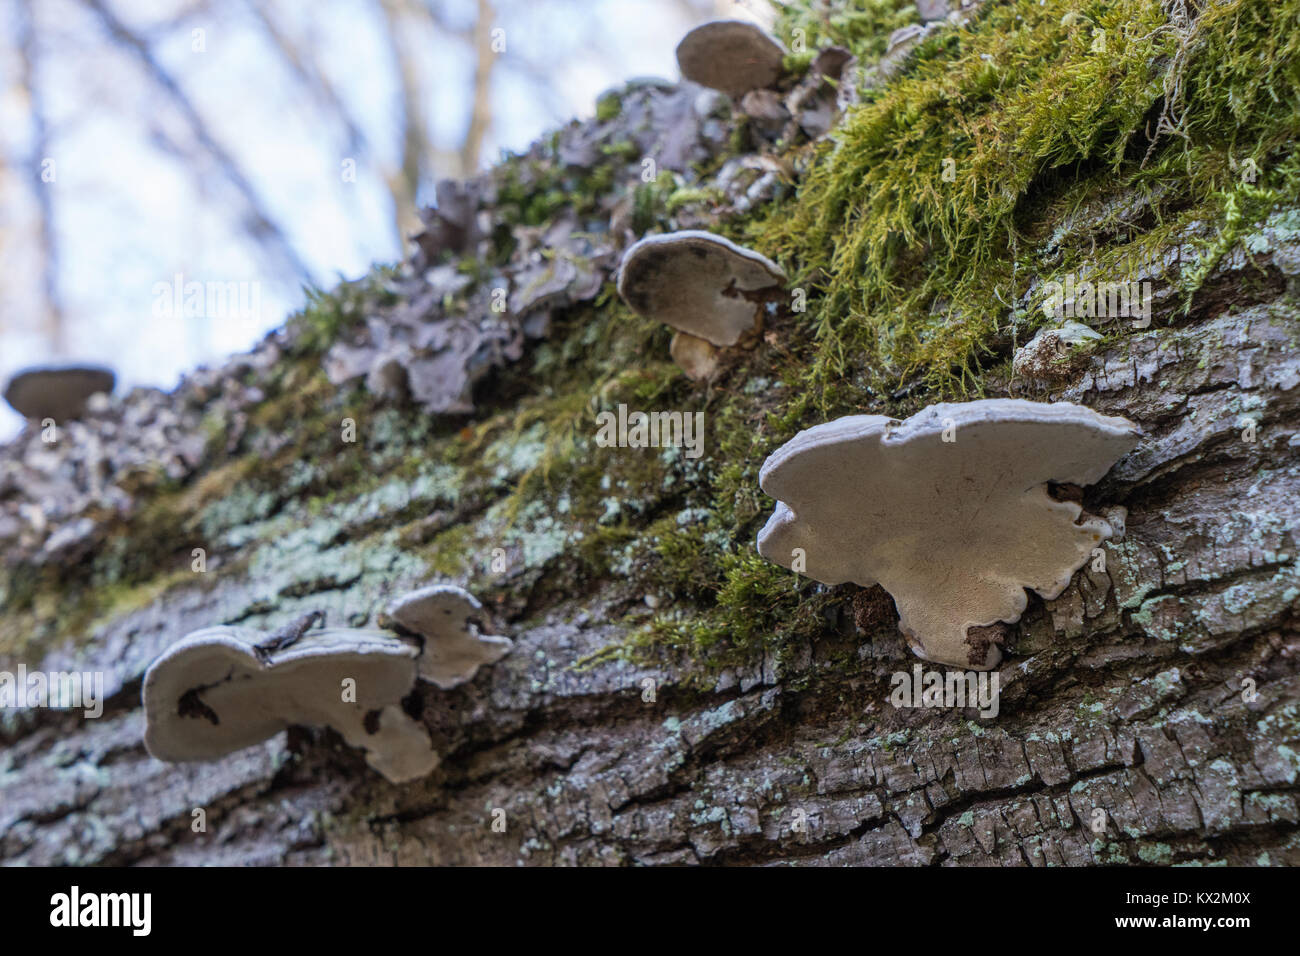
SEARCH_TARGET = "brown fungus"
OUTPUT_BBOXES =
[3,365,115,423]
[675,20,787,98]
[617,229,785,377]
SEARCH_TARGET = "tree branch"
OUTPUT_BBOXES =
[79,0,314,284]
[16,0,65,354]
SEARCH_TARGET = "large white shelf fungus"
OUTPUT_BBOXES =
[756,400,1139,669]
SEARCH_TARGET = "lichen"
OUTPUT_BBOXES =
[7,0,1298,697]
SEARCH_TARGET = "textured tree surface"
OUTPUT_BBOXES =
[2,0,1298,867]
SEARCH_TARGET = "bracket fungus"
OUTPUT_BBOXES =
[3,364,115,423]
[616,230,785,379]
[756,400,1139,669]
[1011,320,1104,384]
[378,584,512,689]
[143,626,437,784]
[143,586,511,783]
[675,20,787,98]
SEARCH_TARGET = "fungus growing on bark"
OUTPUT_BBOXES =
[1012,320,1104,383]
[669,332,721,382]
[3,365,115,423]
[379,584,512,689]
[143,626,436,783]
[675,20,787,97]
[756,400,1139,669]
[617,230,785,377]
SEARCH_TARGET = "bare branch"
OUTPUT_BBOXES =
[16,0,65,354]
[78,0,314,284]
[243,0,370,159]
[376,0,433,241]
[460,0,497,174]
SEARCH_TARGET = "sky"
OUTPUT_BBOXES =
[0,0,765,439]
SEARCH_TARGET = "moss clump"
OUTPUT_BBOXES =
[595,90,623,123]
[638,552,827,674]
[290,270,398,354]
[758,0,1300,410]
[773,0,918,62]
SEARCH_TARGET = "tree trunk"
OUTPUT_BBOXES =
[2,0,1297,868]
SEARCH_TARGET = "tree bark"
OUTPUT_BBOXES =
[1,10,1297,867]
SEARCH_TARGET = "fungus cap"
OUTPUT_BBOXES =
[383,585,512,689]
[143,626,436,783]
[616,230,785,347]
[757,400,1139,669]
[675,20,787,97]
[3,364,115,422]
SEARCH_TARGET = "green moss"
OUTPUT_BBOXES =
[774,0,918,62]
[595,90,623,123]
[758,0,1300,410]
[289,269,398,355]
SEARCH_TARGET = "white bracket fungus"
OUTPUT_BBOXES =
[675,20,787,98]
[143,626,437,784]
[378,584,512,689]
[617,230,786,379]
[3,365,115,423]
[756,400,1139,669]
[143,586,512,783]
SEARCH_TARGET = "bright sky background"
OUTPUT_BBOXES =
[0,0,770,439]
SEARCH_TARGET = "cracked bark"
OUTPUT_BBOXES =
[2,237,1298,869]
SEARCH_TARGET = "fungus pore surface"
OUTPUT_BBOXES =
[143,626,437,783]
[616,230,786,347]
[756,400,1139,669]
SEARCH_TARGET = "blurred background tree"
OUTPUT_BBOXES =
[0,0,761,437]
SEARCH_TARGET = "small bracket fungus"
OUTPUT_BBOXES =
[675,20,787,98]
[143,626,436,783]
[379,584,512,689]
[1011,320,1104,384]
[617,230,785,375]
[3,364,115,423]
[756,400,1139,669]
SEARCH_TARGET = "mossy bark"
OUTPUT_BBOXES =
[1,0,1297,866]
